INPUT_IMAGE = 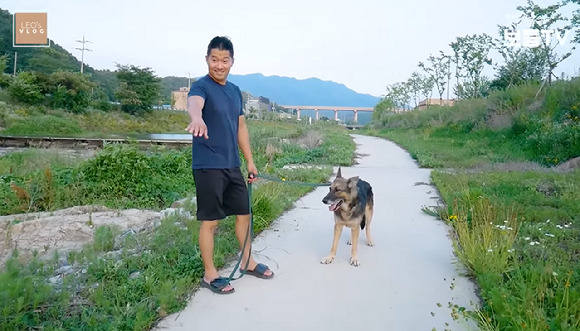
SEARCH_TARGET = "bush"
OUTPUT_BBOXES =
[76,144,193,209]
[8,72,43,104]
[46,71,96,113]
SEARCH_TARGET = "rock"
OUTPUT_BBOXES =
[0,205,162,267]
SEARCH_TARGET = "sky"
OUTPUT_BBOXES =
[2,0,580,98]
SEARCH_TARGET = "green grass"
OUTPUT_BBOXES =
[0,113,355,330]
[432,171,580,331]
[365,78,580,330]
[366,128,531,168]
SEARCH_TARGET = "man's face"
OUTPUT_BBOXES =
[206,48,233,84]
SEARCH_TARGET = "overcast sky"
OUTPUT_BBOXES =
[2,0,579,97]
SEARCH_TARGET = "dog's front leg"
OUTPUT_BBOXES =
[349,227,360,266]
[320,223,343,264]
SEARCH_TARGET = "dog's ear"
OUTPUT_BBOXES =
[347,176,359,188]
[336,167,343,178]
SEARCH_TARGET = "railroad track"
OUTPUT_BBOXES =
[0,135,191,150]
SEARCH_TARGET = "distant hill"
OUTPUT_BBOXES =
[224,73,380,107]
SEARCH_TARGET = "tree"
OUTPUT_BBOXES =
[372,97,395,122]
[418,52,451,102]
[384,81,411,110]
[449,34,493,99]
[491,24,548,90]
[114,64,161,115]
[0,55,11,88]
[516,0,577,87]
[406,72,423,108]
[567,0,580,43]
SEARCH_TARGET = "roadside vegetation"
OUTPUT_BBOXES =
[0,102,356,329]
[365,71,580,331]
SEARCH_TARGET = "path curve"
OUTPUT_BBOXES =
[155,134,480,331]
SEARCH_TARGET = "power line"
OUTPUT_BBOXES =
[75,33,92,74]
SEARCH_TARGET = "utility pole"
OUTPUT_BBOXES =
[186,72,191,88]
[13,52,17,75]
[75,33,92,74]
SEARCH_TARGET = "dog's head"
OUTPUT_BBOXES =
[322,167,359,212]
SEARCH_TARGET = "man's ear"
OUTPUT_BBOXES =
[347,176,359,188]
[336,167,342,178]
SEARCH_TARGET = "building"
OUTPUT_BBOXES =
[171,87,189,111]
[245,95,271,112]
[171,88,272,113]
[416,98,455,110]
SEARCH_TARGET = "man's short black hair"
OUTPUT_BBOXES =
[207,36,234,58]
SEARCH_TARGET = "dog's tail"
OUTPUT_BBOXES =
[360,215,366,230]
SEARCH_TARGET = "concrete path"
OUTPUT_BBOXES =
[155,134,480,331]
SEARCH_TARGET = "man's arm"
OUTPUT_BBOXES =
[186,95,208,139]
[238,115,257,181]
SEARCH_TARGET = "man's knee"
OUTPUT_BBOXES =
[236,214,250,223]
[200,220,219,232]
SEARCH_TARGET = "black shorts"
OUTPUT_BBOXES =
[192,168,250,221]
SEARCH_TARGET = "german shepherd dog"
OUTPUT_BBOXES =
[321,167,374,267]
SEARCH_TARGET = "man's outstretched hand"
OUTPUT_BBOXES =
[186,117,209,139]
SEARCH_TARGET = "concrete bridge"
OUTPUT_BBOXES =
[278,105,374,123]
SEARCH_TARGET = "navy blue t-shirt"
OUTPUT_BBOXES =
[188,74,244,169]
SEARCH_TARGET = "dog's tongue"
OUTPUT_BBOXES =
[329,200,342,211]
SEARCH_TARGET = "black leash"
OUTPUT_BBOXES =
[224,172,331,283]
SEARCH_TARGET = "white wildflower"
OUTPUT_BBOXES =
[525,237,531,241]
[508,249,515,253]
[545,233,555,238]
[556,225,563,229]
[546,219,550,223]
[487,249,493,252]
[552,272,558,276]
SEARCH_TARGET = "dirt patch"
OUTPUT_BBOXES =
[554,156,580,173]
[296,131,323,148]
[0,205,164,267]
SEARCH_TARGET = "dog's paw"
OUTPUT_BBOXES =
[366,240,374,247]
[350,257,360,267]
[320,255,335,264]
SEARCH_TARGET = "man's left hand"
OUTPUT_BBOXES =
[247,163,258,184]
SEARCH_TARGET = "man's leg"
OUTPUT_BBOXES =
[224,168,273,278]
[235,214,273,277]
[193,169,234,293]
[199,220,234,292]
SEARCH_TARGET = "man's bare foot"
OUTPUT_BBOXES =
[242,260,274,278]
[202,276,234,294]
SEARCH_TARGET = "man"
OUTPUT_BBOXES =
[185,36,274,295]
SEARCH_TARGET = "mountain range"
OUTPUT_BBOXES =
[223,73,381,107]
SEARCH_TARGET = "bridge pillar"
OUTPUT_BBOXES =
[353,110,358,123]
[296,109,301,120]
[315,109,319,121]
[334,109,338,121]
